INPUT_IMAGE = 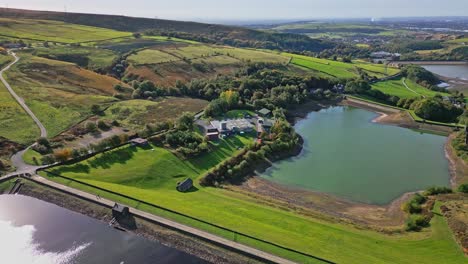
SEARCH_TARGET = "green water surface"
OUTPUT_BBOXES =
[261,106,450,205]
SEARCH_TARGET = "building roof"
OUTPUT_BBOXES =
[177,178,193,192]
[112,203,129,213]
[263,119,274,127]
[258,108,271,115]
[130,138,148,144]
[210,119,254,132]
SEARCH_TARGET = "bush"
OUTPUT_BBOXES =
[406,214,430,231]
[457,183,468,193]
[97,120,110,131]
[85,122,98,133]
[424,186,452,196]
[402,193,426,214]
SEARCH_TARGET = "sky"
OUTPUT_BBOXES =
[3,0,468,22]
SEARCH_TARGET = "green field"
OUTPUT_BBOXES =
[3,55,122,136]
[372,77,450,99]
[42,138,465,263]
[0,80,39,144]
[100,98,208,131]
[0,18,131,43]
[285,53,399,79]
[0,53,12,68]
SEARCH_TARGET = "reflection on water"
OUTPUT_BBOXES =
[0,195,206,264]
[1,220,90,264]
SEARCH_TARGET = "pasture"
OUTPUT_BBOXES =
[0,80,39,144]
[42,139,465,263]
[33,46,118,70]
[0,18,131,43]
[285,53,400,79]
[4,55,124,136]
[372,77,450,99]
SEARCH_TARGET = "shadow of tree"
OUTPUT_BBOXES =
[87,147,138,169]
[51,163,91,174]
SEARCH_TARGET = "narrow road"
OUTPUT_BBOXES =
[0,50,47,138]
[402,77,425,98]
[1,50,48,175]
[25,174,298,264]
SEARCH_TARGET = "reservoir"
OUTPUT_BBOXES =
[421,64,468,80]
[0,195,205,264]
[261,106,450,205]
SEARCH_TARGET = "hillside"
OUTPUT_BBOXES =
[0,8,333,53]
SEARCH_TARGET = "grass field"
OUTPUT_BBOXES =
[284,53,400,79]
[0,18,131,43]
[42,138,465,263]
[0,53,12,68]
[0,80,39,144]
[372,77,450,99]
[33,46,118,70]
[4,55,123,136]
[99,97,208,131]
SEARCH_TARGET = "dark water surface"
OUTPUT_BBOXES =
[261,106,450,205]
[0,195,206,264]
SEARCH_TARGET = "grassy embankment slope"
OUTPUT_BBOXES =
[42,140,466,263]
[3,54,126,136]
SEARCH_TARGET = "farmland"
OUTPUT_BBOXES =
[32,46,118,70]
[3,54,125,136]
[286,53,400,79]
[42,140,465,264]
[0,18,131,43]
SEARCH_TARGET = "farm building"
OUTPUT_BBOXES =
[210,119,254,134]
[112,203,129,217]
[130,138,149,147]
[196,120,220,141]
[257,119,274,137]
[177,178,193,192]
[258,108,272,117]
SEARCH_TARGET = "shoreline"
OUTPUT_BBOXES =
[234,98,461,230]
[1,178,260,264]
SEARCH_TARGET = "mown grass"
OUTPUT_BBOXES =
[0,18,131,43]
[22,148,42,166]
[4,55,122,136]
[100,97,208,131]
[42,139,465,263]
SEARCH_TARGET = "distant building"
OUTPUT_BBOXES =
[258,108,272,117]
[257,118,274,137]
[370,51,401,63]
[130,138,149,147]
[177,178,193,192]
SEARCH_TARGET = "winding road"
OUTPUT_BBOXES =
[1,50,47,174]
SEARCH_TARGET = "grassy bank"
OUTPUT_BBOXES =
[41,139,466,263]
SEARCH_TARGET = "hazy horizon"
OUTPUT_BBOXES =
[3,0,468,23]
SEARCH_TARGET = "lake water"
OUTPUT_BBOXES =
[421,64,468,80]
[0,195,206,264]
[261,106,450,205]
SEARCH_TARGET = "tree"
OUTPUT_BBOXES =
[97,120,110,131]
[53,148,72,162]
[37,137,50,148]
[91,104,101,115]
[458,184,468,193]
[345,80,371,94]
[85,122,98,133]
[220,90,240,108]
[133,32,142,38]
[176,112,195,131]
